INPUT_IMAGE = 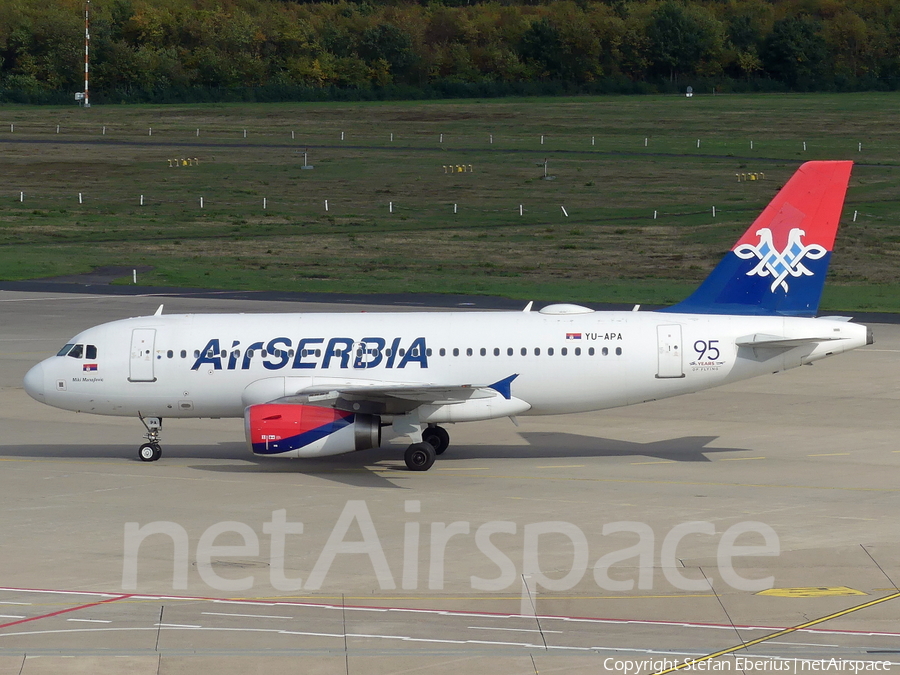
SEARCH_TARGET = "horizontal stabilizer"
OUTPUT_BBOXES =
[735,334,844,348]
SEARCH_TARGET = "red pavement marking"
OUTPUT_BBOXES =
[0,594,132,630]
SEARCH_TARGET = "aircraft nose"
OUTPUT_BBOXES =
[23,362,45,402]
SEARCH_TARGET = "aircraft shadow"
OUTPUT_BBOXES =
[0,433,748,489]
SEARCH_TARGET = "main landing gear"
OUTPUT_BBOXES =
[404,425,450,471]
[138,415,163,462]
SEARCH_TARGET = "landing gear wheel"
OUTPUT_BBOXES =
[405,442,436,471]
[139,443,162,462]
[422,426,450,455]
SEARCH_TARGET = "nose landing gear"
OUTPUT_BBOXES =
[138,415,163,462]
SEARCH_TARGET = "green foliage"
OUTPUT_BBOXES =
[1,0,900,102]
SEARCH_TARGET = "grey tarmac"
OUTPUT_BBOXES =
[0,290,898,674]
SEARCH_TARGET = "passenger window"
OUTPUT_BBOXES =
[602,347,609,356]
[548,347,554,356]
[521,347,527,356]
[399,349,405,357]
[86,345,98,359]
[589,347,595,356]
[68,344,84,359]
[181,350,187,358]
[507,348,513,356]
[426,348,432,357]
[194,350,200,358]
[466,348,473,356]
[57,344,75,356]
[167,350,173,358]
[575,347,581,356]
[616,347,622,356]
[480,348,486,356]
[440,348,446,356]
[534,348,540,356]
[452,348,459,357]
[561,347,567,356]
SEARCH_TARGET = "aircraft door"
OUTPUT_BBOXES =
[656,324,684,379]
[129,329,157,382]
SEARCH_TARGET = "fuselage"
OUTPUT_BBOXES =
[23,306,869,421]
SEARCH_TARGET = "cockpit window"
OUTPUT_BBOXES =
[57,344,75,356]
[86,345,98,359]
[67,344,84,359]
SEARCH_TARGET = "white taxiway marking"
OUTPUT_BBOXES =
[0,602,31,606]
[768,640,840,647]
[0,615,25,619]
[467,626,563,634]
[67,619,111,624]
[202,612,292,620]
[155,623,201,628]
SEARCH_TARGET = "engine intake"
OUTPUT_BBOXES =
[245,404,381,458]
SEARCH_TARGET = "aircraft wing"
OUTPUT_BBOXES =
[246,374,519,415]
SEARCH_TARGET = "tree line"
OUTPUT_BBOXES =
[2,0,899,104]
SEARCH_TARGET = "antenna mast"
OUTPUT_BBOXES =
[83,0,91,107]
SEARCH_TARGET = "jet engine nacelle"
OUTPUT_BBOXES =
[245,403,381,458]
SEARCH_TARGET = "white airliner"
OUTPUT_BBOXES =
[24,161,871,470]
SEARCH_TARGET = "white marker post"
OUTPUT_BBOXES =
[389,201,393,213]
[644,137,648,147]
[78,193,83,204]
[324,199,329,212]
[341,132,344,141]
[149,127,152,136]
[453,204,457,214]
[56,125,60,134]
[697,139,701,148]
[519,204,523,216]
[858,142,862,152]
[439,133,443,143]
[243,129,247,138]
[712,206,716,217]
[291,131,295,140]
[803,141,807,151]
[490,134,493,144]
[390,133,393,142]
[750,140,753,150]
[853,210,858,222]
[591,136,595,146]
[20,191,24,202]
[653,210,657,219]
[263,198,267,210]
[199,197,204,209]
[197,128,200,137]
[9,124,12,132]
[541,135,544,145]
[140,195,144,206]
[133,269,137,284]
[561,206,568,217]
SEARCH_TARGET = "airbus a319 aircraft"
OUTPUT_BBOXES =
[24,161,871,471]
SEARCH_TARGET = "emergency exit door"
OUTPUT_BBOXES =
[129,329,157,382]
[656,324,684,379]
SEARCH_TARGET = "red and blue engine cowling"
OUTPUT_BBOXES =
[245,404,381,458]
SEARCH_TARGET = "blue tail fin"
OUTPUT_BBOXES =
[661,161,853,317]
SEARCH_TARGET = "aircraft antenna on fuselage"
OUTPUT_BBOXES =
[523,301,533,312]
[154,304,164,316]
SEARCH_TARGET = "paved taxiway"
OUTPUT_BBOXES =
[1,290,898,674]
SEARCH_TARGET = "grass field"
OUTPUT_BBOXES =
[1,92,899,311]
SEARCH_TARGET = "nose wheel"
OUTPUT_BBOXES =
[137,414,163,462]
[139,443,162,462]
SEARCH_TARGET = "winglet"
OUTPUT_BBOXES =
[488,374,519,400]
[661,161,853,317]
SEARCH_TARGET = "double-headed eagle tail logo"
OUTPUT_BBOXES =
[734,228,828,293]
